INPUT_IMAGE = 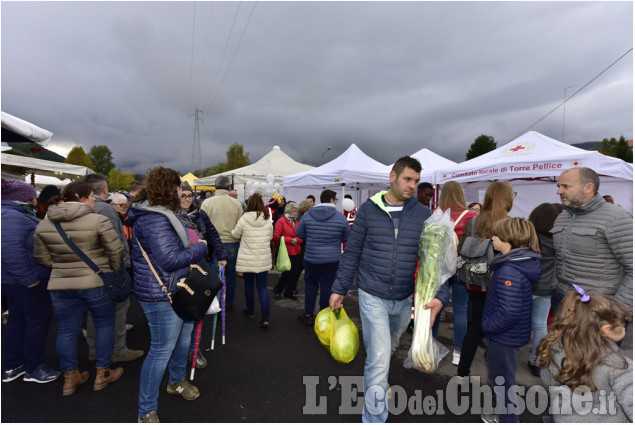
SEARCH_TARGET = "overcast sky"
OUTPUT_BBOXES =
[2,1,633,175]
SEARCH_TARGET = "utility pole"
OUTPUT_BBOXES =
[191,107,203,173]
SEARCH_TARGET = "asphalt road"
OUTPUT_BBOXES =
[2,272,632,423]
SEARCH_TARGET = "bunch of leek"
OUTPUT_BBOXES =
[409,214,454,373]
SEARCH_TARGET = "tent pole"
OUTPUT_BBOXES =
[341,183,346,212]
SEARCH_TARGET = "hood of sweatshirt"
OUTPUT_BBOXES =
[306,204,339,222]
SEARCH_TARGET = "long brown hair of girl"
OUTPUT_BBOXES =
[536,291,631,391]
[438,181,468,212]
[476,180,514,239]
[246,194,270,220]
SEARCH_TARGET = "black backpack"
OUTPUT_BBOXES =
[456,218,494,288]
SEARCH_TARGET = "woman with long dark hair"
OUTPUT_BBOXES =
[34,181,124,396]
[128,167,209,423]
[232,194,273,327]
[526,202,562,377]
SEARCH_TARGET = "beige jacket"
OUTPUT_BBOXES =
[200,190,243,243]
[231,211,273,273]
[34,202,124,291]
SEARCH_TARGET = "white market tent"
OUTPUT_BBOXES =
[407,148,458,185]
[283,143,390,210]
[194,146,314,200]
[435,131,633,217]
[390,148,458,208]
[23,174,72,191]
[1,153,94,180]
[1,111,53,145]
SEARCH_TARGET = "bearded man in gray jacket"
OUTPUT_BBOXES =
[552,167,632,312]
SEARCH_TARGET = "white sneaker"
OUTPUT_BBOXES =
[452,351,461,365]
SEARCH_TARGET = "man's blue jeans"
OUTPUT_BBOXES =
[138,302,194,418]
[530,295,551,365]
[50,286,115,371]
[243,271,270,315]
[223,242,239,307]
[358,288,412,423]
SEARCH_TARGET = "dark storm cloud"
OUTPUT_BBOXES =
[2,2,632,174]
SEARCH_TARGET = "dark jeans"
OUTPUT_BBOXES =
[303,261,339,316]
[2,283,54,372]
[243,271,270,316]
[273,255,302,296]
[457,289,487,377]
[487,339,521,423]
[223,242,240,306]
[51,287,116,371]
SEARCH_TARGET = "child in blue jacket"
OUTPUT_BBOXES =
[482,217,541,423]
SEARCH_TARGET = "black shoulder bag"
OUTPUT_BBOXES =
[53,222,131,302]
[136,237,222,321]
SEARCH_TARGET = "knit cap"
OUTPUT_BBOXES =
[1,178,37,202]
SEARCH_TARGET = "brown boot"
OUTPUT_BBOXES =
[94,366,123,391]
[62,369,90,396]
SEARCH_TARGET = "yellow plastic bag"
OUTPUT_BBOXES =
[329,308,359,364]
[314,307,360,363]
[314,307,332,348]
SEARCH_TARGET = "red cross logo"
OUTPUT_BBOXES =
[510,145,525,152]
[572,161,580,167]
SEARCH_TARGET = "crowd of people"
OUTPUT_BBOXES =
[1,159,632,423]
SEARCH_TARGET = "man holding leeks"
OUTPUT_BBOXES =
[330,156,450,423]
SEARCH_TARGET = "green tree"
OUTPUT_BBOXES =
[596,136,633,163]
[200,162,226,177]
[121,171,137,190]
[65,146,95,170]
[108,168,124,191]
[88,145,115,175]
[465,134,497,160]
[225,143,250,171]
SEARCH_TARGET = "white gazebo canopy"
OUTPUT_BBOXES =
[194,145,314,199]
[391,147,457,185]
[283,143,390,209]
[435,131,633,216]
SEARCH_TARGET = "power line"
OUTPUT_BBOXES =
[201,2,243,113]
[206,2,258,114]
[512,47,633,140]
[187,3,197,114]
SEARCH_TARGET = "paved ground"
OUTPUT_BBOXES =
[2,271,632,423]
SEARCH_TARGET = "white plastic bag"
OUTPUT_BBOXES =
[205,296,221,315]
[404,208,456,373]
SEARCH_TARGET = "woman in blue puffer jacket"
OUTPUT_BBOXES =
[128,167,209,423]
[1,179,59,384]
